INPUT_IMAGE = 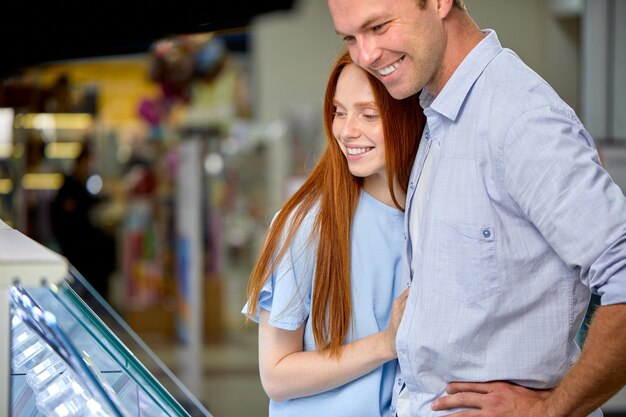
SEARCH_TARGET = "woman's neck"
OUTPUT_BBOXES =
[363,176,406,210]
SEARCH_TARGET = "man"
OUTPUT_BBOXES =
[50,145,116,301]
[327,0,626,416]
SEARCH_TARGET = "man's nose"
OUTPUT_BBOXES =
[351,36,381,70]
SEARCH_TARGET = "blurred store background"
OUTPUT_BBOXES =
[1,0,625,416]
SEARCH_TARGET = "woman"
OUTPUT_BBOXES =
[243,50,424,416]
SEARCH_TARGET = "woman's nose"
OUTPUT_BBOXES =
[340,115,360,140]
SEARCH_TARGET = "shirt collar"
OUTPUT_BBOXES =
[419,29,503,121]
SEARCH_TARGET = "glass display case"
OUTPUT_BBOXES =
[0,219,213,417]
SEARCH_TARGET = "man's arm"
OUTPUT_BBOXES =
[431,303,626,417]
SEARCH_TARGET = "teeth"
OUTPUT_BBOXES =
[347,147,371,155]
[377,57,403,76]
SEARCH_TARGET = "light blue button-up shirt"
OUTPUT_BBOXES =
[396,29,626,417]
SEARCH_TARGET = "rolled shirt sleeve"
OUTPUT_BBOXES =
[502,104,626,306]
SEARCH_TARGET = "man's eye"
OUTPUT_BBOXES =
[372,22,388,32]
[363,114,379,121]
[334,111,347,118]
[342,35,355,43]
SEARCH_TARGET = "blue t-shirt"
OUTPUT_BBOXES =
[243,190,405,417]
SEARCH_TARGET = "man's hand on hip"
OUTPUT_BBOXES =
[431,381,553,417]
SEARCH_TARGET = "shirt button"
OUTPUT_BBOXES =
[403,233,407,240]
[406,282,411,287]
[425,131,430,140]
[390,405,396,412]
[482,229,491,238]
[397,378,404,386]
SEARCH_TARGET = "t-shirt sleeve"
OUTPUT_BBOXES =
[241,212,315,330]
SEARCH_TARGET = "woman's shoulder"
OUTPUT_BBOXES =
[272,199,320,239]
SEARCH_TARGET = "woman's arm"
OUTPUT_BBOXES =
[258,289,408,402]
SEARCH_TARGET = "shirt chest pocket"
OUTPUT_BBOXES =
[431,217,500,305]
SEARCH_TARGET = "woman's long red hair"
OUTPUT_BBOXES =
[246,50,425,357]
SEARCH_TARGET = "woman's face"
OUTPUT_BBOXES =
[332,64,386,185]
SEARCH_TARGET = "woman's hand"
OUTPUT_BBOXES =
[382,288,410,358]
[258,288,410,402]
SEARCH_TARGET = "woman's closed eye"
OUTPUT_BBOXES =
[361,112,380,121]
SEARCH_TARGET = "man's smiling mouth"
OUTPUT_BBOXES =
[376,56,404,76]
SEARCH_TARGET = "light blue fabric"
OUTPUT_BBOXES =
[396,29,625,417]
[243,190,405,417]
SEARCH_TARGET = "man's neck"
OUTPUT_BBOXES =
[430,9,485,95]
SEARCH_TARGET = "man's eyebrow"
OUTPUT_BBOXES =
[334,15,382,36]
[359,16,380,30]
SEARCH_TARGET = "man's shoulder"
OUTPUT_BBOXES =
[483,50,570,113]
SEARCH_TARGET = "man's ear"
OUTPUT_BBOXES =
[436,0,454,19]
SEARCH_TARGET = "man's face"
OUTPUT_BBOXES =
[328,0,446,99]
